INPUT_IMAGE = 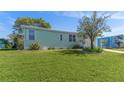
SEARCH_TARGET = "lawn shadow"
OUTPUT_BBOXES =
[0,49,17,51]
[55,49,86,56]
[55,49,103,56]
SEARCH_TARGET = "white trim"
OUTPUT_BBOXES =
[20,25,77,34]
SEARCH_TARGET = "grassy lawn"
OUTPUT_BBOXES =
[0,49,124,82]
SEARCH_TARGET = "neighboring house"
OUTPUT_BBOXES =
[19,25,96,49]
[0,39,7,49]
[97,34,124,48]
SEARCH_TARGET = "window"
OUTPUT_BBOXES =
[29,30,35,40]
[69,34,76,42]
[73,35,76,42]
[60,34,63,41]
[69,34,72,42]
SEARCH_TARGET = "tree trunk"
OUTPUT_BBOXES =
[90,39,94,49]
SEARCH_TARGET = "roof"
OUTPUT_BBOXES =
[98,34,124,39]
[0,38,7,40]
[20,25,77,34]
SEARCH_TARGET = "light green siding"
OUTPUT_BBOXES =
[23,27,80,49]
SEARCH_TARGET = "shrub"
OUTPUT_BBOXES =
[82,48,103,53]
[16,37,24,50]
[29,42,40,50]
[72,44,81,49]
[18,43,24,50]
[0,48,17,51]
[5,43,13,49]
[48,48,55,50]
[96,48,103,53]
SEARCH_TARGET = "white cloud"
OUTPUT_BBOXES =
[110,12,124,20]
[104,25,124,36]
[54,11,114,19]
[0,16,15,32]
[0,22,6,31]
[55,11,124,20]
[0,23,12,38]
[54,11,91,18]
[0,11,16,25]
[112,25,124,32]
[59,12,85,18]
[7,17,16,25]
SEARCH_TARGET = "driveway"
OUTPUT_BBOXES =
[103,49,124,54]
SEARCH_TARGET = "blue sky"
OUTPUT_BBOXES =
[0,11,124,38]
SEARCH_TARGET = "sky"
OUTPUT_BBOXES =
[0,11,124,38]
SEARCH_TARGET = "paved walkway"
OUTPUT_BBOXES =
[103,49,124,54]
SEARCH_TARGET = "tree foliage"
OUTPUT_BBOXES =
[77,12,111,49]
[10,17,51,50]
[13,17,51,30]
[9,32,24,50]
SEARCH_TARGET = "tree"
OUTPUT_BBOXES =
[115,40,121,48]
[13,17,51,31]
[9,32,17,48]
[77,31,87,48]
[115,36,124,48]
[9,31,24,50]
[77,12,111,49]
[115,39,124,48]
[10,17,51,50]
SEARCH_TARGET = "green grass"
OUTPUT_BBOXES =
[0,49,124,82]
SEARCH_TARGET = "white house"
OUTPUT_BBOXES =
[19,25,96,49]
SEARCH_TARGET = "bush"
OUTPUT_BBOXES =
[96,48,103,53]
[5,43,13,49]
[29,42,40,50]
[18,43,24,50]
[82,48,103,53]
[48,48,55,50]
[0,48,17,51]
[72,44,81,49]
